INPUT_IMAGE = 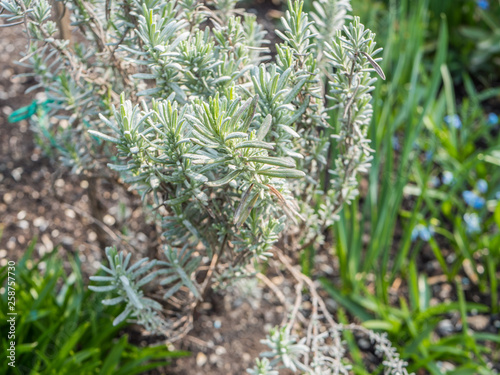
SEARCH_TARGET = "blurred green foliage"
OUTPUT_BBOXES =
[306,0,500,85]
[0,240,188,375]
[302,0,500,373]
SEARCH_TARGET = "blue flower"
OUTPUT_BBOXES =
[411,224,434,242]
[488,113,498,125]
[464,213,481,234]
[476,0,489,10]
[411,226,420,241]
[442,171,454,185]
[429,176,440,188]
[425,150,434,161]
[392,136,400,151]
[444,114,462,129]
[476,179,488,194]
[462,190,485,209]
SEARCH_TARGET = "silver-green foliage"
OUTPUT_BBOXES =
[251,324,411,375]
[325,16,384,215]
[89,247,168,332]
[82,1,377,307]
[2,0,387,356]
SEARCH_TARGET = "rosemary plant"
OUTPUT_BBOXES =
[2,0,411,372]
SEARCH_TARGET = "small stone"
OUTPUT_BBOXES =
[88,231,97,241]
[201,302,212,310]
[437,361,456,372]
[41,234,54,252]
[215,346,226,355]
[38,245,48,257]
[103,214,115,226]
[320,264,334,275]
[18,220,29,229]
[11,167,23,181]
[242,353,251,363]
[213,332,222,342]
[6,238,16,250]
[196,352,207,367]
[137,232,148,242]
[17,210,26,220]
[33,217,48,231]
[439,284,453,300]
[467,315,489,331]
[209,353,219,364]
[271,276,284,285]
[437,320,454,336]
[358,338,371,349]
[429,298,439,307]
[1,106,13,115]
[3,193,13,204]
[65,209,76,219]
[61,236,74,246]
[326,298,337,310]
[301,301,312,310]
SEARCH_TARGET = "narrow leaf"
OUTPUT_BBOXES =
[257,114,273,141]
[235,140,275,151]
[248,156,296,168]
[257,169,305,179]
[205,170,242,187]
[88,130,120,144]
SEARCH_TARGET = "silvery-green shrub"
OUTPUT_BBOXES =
[2,0,411,373]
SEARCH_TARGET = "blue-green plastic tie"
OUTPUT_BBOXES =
[8,99,54,123]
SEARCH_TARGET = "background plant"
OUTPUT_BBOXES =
[0,238,188,375]
[306,0,500,373]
